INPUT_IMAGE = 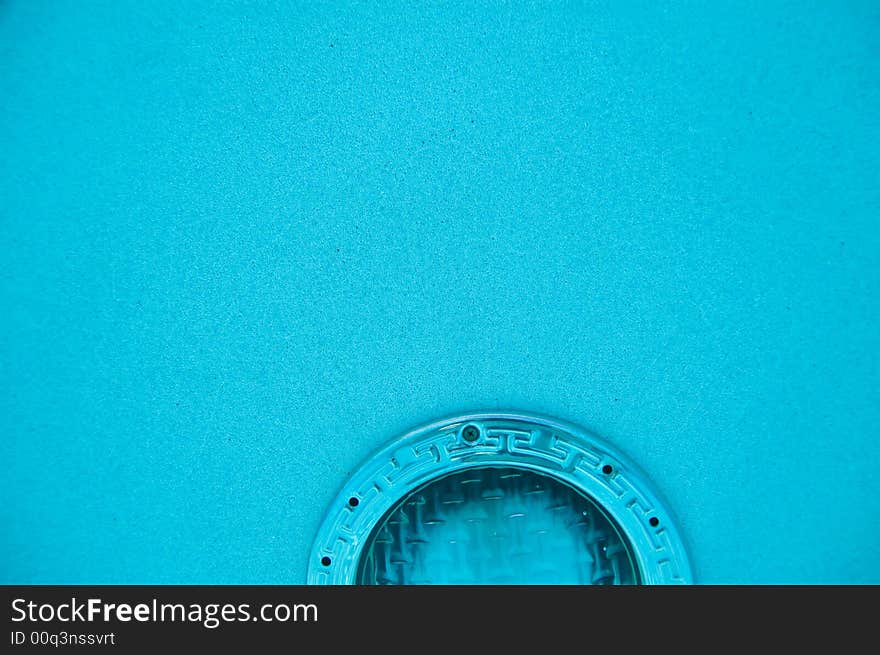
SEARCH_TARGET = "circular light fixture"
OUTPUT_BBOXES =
[308,412,692,584]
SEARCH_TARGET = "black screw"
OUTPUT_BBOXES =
[321,556,332,566]
[602,464,613,475]
[348,497,359,508]
[462,425,480,443]
[649,517,660,527]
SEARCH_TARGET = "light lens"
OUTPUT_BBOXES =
[357,466,639,585]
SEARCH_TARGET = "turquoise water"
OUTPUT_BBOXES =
[1,1,878,584]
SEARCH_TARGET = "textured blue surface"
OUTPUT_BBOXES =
[1,1,878,583]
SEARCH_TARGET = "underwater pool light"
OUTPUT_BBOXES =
[308,412,692,584]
